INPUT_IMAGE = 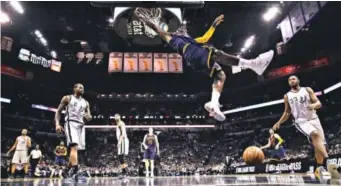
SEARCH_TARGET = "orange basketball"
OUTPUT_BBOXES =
[243,146,264,165]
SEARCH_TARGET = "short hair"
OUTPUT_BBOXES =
[288,75,299,81]
[73,83,83,89]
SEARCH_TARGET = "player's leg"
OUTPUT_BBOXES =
[298,120,330,179]
[204,65,226,121]
[144,159,150,177]
[149,150,156,177]
[10,164,16,178]
[143,150,150,177]
[211,49,274,75]
[311,130,330,179]
[65,122,80,179]
[10,151,20,178]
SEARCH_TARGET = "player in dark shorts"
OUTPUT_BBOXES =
[261,129,286,160]
[142,128,160,177]
[51,141,67,177]
[135,11,274,121]
[54,141,67,166]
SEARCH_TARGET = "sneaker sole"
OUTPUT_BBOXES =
[257,50,274,75]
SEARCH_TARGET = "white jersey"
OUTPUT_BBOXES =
[286,87,318,123]
[65,95,87,124]
[116,122,128,141]
[16,136,28,151]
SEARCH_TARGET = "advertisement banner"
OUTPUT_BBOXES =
[108,52,123,73]
[18,48,62,72]
[153,53,168,73]
[168,53,183,73]
[76,52,104,64]
[1,65,28,79]
[280,16,294,44]
[138,53,153,72]
[290,3,305,34]
[1,36,13,52]
[301,1,319,23]
[265,57,330,79]
[233,154,341,174]
[124,52,138,73]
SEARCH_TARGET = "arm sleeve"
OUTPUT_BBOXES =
[274,134,284,144]
[194,26,216,44]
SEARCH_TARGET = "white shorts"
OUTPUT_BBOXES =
[65,121,85,150]
[294,117,326,142]
[12,150,28,164]
[118,139,129,155]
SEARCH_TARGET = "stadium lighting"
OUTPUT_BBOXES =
[0,97,11,103]
[51,51,57,58]
[40,38,47,45]
[0,11,10,24]
[108,18,114,23]
[263,7,280,22]
[241,47,246,53]
[10,1,24,14]
[182,20,187,25]
[324,82,341,94]
[34,30,43,38]
[244,35,255,49]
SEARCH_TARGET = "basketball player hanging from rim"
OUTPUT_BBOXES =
[135,9,274,121]
[55,83,92,182]
[272,76,337,180]
[142,127,160,178]
[115,114,129,178]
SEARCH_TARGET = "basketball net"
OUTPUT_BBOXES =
[135,7,162,38]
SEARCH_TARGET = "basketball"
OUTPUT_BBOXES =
[243,146,264,164]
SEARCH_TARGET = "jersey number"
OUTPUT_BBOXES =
[290,96,307,104]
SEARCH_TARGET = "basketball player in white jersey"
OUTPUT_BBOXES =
[55,83,92,181]
[142,127,160,177]
[115,114,129,178]
[6,129,31,178]
[273,75,333,180]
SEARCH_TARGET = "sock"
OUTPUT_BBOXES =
[211,91,220,105]
[122,168,127,174]
[323,158,328,168]
[71,165,79,175]
[238,58,253,68]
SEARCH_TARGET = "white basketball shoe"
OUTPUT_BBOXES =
[249,50,274,75]
[204,102,226,121]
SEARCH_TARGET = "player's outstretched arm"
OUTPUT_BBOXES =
[260,139,271,150]
[195,14,224,43]
[273,95,291,130]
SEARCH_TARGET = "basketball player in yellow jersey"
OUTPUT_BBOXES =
[142,127,160,177]
[52,141,68,177]
[136,11,274,121]
[6,129,31,179]
[115,114,129,178]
